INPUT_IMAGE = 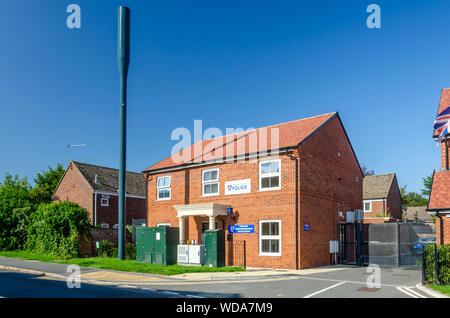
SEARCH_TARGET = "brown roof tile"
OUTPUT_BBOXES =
[428,170,450,210]
[144,112,336,172]
[363,173,396,200]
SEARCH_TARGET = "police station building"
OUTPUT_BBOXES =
[143,112,363,269]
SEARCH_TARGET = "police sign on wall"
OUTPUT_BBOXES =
[224,179,251,195]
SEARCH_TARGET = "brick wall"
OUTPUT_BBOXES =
[436,215,450,245]
[94,193,146,228]
[440,138,450,169]
[298,115,363,268]
[386,176,402,220]
[53,163,94,222]
[79,228,133,256]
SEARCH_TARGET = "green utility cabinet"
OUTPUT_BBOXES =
[205,229,225,267]
[136,226,179,265]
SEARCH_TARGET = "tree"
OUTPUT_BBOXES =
[361,163,375,176]
[0,174,33,250]
[421,174,433,197]
[29,164,65,204]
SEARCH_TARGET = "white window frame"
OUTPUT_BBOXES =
[259,159,281,191]
[100,198,109,207]
[157,175,171,201]
[157,223,171,227]
[100,223,109,229]
[202,168,219,197]
[113,224,119,229]
[363,201,372,212]
[259,219,281,256]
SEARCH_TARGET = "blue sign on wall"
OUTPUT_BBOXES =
[304,223,310,231]
[228,225,254,234]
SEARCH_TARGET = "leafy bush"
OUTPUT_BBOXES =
[0,174,33,250]
[97,240,115,258]
[125,243,136,260]
[26,202,90,258]
[423,244,450,285]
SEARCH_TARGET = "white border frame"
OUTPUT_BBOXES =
[157,175,171,201]
[259,159,281,191]
[202,168,220,197]
[363,200,373,212]
[100,198,109,207]
[157,223,171,227]
[259,219,282,256]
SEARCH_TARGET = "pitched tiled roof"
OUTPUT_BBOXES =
[363,173,395,200]
[433,88,450,137]
[404,206,433,221]
[72,161,146,197]
[428,170,450,210]
[144,112,337,172]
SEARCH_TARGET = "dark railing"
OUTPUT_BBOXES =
[226,240,246,268]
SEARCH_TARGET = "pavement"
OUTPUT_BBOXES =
[0,256,447,298]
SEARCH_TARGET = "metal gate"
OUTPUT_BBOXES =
[338,223,364,265]
[226,240,246,268]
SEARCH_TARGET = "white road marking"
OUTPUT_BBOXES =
[403,287,427,298]
[303,281,346,298]
[141,287,157,292]
[0,296,5,298]
[187,294,205,298]
[160,291,179,295]
[119,285,137,289]
[396,287,419,298]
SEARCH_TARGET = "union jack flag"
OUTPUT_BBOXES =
[437,121,449,146]
[433,106,450,130]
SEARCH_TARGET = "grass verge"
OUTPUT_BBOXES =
[428,284,450,296]
[0,250,245,275]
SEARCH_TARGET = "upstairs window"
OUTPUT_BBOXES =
[100,194,109,207]
[157,176,171,200]
[202,168,219,196]
[259,159,281,191]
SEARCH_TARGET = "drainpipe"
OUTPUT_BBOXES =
[93,191,98,226]
[286,149,299,270]
[445,135,449,170]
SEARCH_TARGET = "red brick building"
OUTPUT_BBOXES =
[53,161,147,228]
[428,88,450,245]
[362,173,403,223]
[143,112,363,269]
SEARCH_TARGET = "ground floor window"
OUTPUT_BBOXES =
[259,220,281,256]
[157,223,171,227]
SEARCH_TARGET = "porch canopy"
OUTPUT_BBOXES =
[173,203,229,244]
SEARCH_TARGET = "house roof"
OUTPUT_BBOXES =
[71,161,146,197]
[144,112,337,173]
[363,173,396,200]
[403,206,433,221]
[433,88,450,137]
[428,170,450,210]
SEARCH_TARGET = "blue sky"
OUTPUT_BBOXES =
[0,0,448,193]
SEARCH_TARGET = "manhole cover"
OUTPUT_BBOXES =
[357,287,379,292]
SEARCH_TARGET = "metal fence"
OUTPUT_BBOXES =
[226,240,246,268]
[361,223,433,267]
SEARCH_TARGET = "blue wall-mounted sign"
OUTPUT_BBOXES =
[228,225,254,234]
[304,223,310,231]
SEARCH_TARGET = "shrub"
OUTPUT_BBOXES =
[97,240,115,258]
[423,244,450,285]
[26,202,90,258]
[125,243,136,260]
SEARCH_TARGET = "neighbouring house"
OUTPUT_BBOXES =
[52,161,147,228]
[427,88,450,245]
[403,206,433,223]
[143,112,363,269]
[362,173,402,223]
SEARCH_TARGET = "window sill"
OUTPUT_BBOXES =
[258,187,281,192]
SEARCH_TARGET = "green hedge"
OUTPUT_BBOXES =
[26,202,91,259]
[423,244,450,285]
